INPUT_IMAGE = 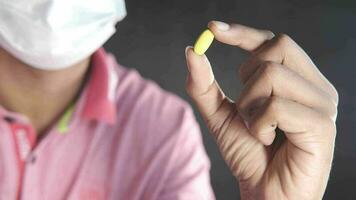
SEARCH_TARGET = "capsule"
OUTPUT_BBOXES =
[194,29,214,55]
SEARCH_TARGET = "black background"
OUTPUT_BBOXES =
[104,0,356,199]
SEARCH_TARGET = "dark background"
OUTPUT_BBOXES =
[104,0,356,199]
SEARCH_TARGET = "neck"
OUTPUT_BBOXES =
[0,48,91,136]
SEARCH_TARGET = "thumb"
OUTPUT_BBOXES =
[185,47,268,183]
[185,46,228,120]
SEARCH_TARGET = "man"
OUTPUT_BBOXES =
[0,0,338,199]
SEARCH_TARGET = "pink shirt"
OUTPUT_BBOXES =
[0,48,215,199]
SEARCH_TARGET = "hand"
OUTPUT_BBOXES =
[185,21,338,200]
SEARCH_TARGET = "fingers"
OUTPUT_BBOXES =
[239,34,338,103]
[239,34,311,83]
[247,96,336,149]
[208,21,275,52]
[185,46,228,120]
[208,20,338,103]
[186,21,338,151]
[187,20,274,119]
[236,61,337,121]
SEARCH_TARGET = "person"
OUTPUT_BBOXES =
[0,0,338,199]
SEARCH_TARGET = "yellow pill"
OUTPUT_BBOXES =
[194,29,214,55]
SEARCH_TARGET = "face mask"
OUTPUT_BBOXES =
[0,0,126,70]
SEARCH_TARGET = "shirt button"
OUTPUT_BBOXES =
[4,116,15,123]
[28,155,36,164]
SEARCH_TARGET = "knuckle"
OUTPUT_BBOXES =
[334,89,339,105]
[236,97,245,113]
[258,61,280,84]
[320,90,339,121]
[315,114,337,137]
[325,116,336,133]
[331,84,339,105]
[248,120,273,144]
[260,61,277,76]
[328,103,338,120]
[275,33,293,47]
[236,95,251,121]
[323,79,339,106]
[249,122,264,137]
[319,96,338,120]
[248,123,261,137]
[265,96,280,115]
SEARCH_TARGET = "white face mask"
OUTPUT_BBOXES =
[0,0,126,70]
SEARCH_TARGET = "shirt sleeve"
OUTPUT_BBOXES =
[157,106,216,200]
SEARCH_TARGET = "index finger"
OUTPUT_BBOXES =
[208,21,275,52]
[208,21,338,104]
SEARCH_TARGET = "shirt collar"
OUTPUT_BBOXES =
[80,48,118,125]
[0,48,118,130]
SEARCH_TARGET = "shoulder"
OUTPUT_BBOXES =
[111,55,196,132]
[108,52,208,168]
[105,53,201,147]
[101,53,213,198]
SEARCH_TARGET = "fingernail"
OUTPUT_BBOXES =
[211,20,230,31]
[185,46,192,73]
[243,120,250,130]
[185,46,192,57]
